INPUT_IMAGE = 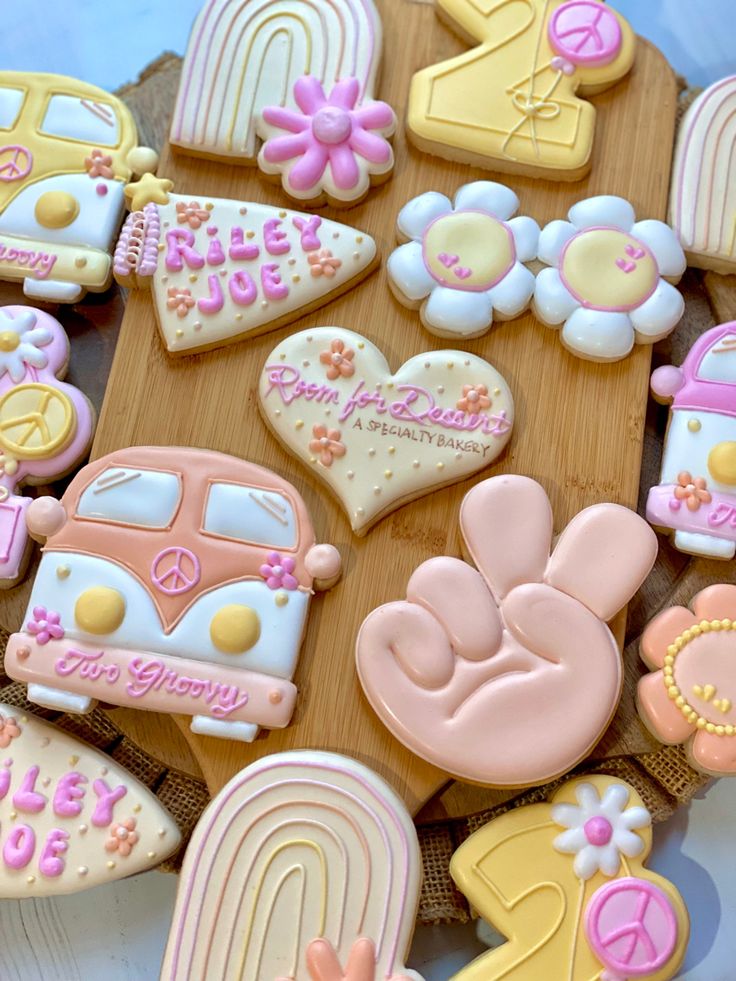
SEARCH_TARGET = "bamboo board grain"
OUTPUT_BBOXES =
[90,2,677,810]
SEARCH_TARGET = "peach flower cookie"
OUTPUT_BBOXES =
[388,182,539,339]
[639,585,736,777]
[534,196,686,362]
[356,475,657,786]
[162,751,423,981]
[5,446,341,744]
[0,703,179,897]
[450,775,688,981]
[646,323,736,560]
[259,327,514,534]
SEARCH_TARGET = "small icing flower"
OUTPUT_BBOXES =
[260,552,299,591]
[0,715,21,749]
[457,384,491,413]
[552,781,650,880]
[673,471,712,511]
[309,424,346,467]
[105,817,139,857]
[84,148,114,179]
[319,338,355,379]
[166,286,196,318]
[26,606,64,645]
[534,196,686,362]
[388,181,539,338]
[175,200,210,229]
[258,75,396,201]
[0,308,53,383]
[308,249,343,278]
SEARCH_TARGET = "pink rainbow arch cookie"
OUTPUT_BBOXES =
[114,191,377,354]
[388,181,539,339]
[0,702,180,897]
[407,1,635,181]
[356,475,658,786]
[450,774,689,980]
[638,585,736,778]
[533,196,686,362]
[259,327,515,535]
[171,0,396,206]
[646,323,736,560]
[5,446,342,744]
[0,305,95,588]
[161,750,423,981]
[670,75,736,274]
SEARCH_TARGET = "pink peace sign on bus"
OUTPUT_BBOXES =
[549,1,623,68]
[0,145,33,183]
[151,546,201,596]
[585,877,679,980]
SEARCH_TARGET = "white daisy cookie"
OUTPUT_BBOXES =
[534,196,687,362]
[388,181,539,339]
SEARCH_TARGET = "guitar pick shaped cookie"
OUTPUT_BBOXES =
[0,703,180,896]
[450,775,688,980]
[161,750,423,981]
[259,328,514,534]
[356,475,657,786]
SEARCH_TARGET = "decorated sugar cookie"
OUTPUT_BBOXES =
[670,76,736,274]
[0,71,158,302]
[0,703,180,896]
[408,1,635,181]
[0,306,95,588]
[450,775,688,980]
[534,196,686,362]
[388,181,539,339]
[171,0,396,206]
[161,751,423,981]
[638,585,736,777]
[259,327,515,534]
[114,191,377,354]
[646,323,736,559]
[356,475,657,786]
[5,446,341,744]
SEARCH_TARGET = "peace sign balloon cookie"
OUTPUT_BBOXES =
[449,775,689,981]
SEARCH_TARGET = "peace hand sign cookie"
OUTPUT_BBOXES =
[356,475,657,786]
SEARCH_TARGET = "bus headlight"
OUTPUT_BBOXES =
[74,587,126,634]
[35,191,80,229]
[210,605,261,654]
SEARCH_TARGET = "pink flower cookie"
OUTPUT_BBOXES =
[638,585,736,777]
[161,751,423,981]
[356,475,657,786]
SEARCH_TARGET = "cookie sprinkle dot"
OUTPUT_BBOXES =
[356,236,363,244]
[175,329,184,339]
[295,420,304,429]
[79,824,88,834]
[493,388,501,396]
[246,230,255,239]
[158,829,167,838]
[39,738,49,748]
[235,314,242,322]
[347,470,355,479]
[353,252,360,260]
[189,274,197,283]
[239,207,247,215]
[133,803,141,813]
[688,419,702,432]
[69,755,79,766]
[269,689,283,704]
[107,861,116,870]
[27,875,35,885]
[78,866,88,876]
[413,460,420,468]
[385,470,393,479]
[293,275,301,283]
[261,301,269,309]
[357,507,365,516]
[302,360,310,367]
[288,258,296,266]
[357,342,364,349]
[147,851,156,860]
[388,446,396,454]
[437,462,445,471]
[275,592,288,608]
[279,211,287,219]
[368,448,376,457]
[437,385,445,394]
[9,811,16,821]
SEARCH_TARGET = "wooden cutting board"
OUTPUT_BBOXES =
[89,1,677,811]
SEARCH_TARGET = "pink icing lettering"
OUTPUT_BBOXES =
[3,824,35,870]
[39,829,69,878]
[126,658,249,718]
[388,385,503,435]
[165,229,205,272]
[229,269,257,306]
[197,274,224,314]
[263,364,340,407]
[261,263,289,300]
[206,236,225,266]
[56,648,120,684]
[339,380,389,422]
[0,766,10,801]
[229,228,260,261]
[709,503,736,528]
[53,771,88,818]
[264,218,291,256]
[292,215,322,251]
[91,779,127,828]
[13,765,46,814]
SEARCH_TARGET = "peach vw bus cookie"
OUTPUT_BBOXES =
[5,446,341,743]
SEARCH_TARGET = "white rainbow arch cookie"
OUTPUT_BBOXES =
[161,751,423,981]
[670,75,736,274]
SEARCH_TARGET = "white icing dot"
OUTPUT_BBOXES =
[78,866,88,876]
[347,471,355,479]
[373,486,381,495]
[157,829,167,838]
[333,232,340,239]
[303,360,310,367]
[26,875,35,884]
[79,824,88,834]
[357,507,365,516]
[261,300,268,309]
[413,460,420,468]
[437,385,445,394]
[147,851,156,859]
[107,861,116,870]
[437,462,445,470]
[275,409,281,416]
[368,448,376,456]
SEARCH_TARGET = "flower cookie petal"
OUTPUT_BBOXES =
[637,671,695,743]
[640,606,696,669]
[397,192,453,241]
[569,195,636,232]
[612,828,646,858]
[294,75,328,114]
[533,268,579,325]
[288,144,330,192]
[349,126,393,165]
[598,783,629,819]
[629,281,685,342]
[618,806,651,832]
[553,826,588,853]
[574,782,602,812]
[328,76,360,110]
[691,728,736,776]
[388,241,436,302]
[454,181,519,221]
[487,262,535,318]
[537,220,577,266]
[597,842,622,877]
[561,309,634,362]
[508,215,540,263]
[573,844,602,880]
[691,583,736,621]
[551,802,584,830]
[329,142,361,191]
[423,287,494,337]
[631,220,687,279]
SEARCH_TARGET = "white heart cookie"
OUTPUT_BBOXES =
[259,327,514,534]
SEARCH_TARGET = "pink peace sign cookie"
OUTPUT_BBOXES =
[0,145,32,183]
[151,546,201,595]
[549,1,623,67]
